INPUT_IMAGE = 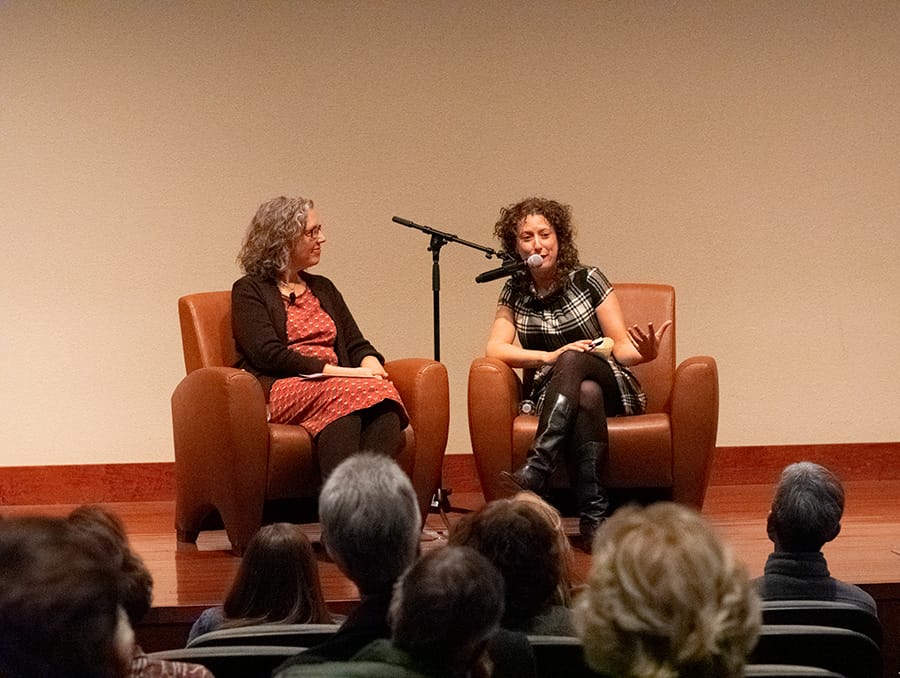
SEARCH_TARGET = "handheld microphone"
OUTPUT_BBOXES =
[475,254,543,283]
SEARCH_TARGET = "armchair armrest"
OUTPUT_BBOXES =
[385,358,450,521]
[669,356,719,508]
[468,357,523,502]
[171,367,270,546]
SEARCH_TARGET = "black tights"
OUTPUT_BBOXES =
[316,400,403,479]
[541,350,624,451]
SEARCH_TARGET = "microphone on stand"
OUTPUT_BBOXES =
[475,254,543,283]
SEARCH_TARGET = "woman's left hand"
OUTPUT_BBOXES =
[627,320,672,363]
[360,355,389,379]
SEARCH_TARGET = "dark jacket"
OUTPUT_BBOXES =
[274,593,537,678]
[754,551,878,616]
[274,639,434,678]
[231,273,384,399]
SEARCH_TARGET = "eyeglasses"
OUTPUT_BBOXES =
[303,224,324,240]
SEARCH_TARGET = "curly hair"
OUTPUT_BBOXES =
[67,504,154,625]
[238,196,315,280]
[448,497,564,630]
[492,197,581,292]
[574,503,760,678]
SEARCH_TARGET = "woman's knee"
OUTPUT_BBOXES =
[579,380,604,412]
[554,349,596,378]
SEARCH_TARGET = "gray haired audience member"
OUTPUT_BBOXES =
[754,461,877,615]
[276,545,506,678]
[0,515,134,678]
[574,502,760,678]
[275,453,421,667]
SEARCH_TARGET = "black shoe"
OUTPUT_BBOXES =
[499,464,547,494]
[504,394,575,495]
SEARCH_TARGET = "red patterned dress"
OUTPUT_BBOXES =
[268,289,406,435]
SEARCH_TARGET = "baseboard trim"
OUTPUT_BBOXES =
[708,441,900,485]
[0,462,176,506]
[2,442,897,505]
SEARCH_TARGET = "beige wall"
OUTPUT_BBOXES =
[2,1,898,467]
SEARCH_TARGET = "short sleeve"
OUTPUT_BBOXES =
[584,267,613,308]
[497,279,516,308]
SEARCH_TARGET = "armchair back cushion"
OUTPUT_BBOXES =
[179,291,238,373]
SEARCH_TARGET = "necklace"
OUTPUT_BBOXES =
[278,279,306,296]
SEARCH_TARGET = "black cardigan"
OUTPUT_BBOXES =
[231,273,384,399]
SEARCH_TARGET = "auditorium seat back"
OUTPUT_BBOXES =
[760,599,882,646]
[743,665,847,677]
[749,624,881,678]
[187,623,340,648]
[527,635,599,677]
[147,645,302,678]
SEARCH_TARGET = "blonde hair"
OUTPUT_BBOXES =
[574,503,760,678]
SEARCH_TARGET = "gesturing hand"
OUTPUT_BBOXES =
[627,321,672,363]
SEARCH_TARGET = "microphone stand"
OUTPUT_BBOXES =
[392,216,507,518]
[392,216,506,362]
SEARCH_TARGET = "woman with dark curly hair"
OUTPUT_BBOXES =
[486,197,669,549]
[449,496,574,635]
[233,196,407,477]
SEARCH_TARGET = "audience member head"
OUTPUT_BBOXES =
[449,495,564,629]
[238,196,316,280]
[222,522,332,626]
[0,515,134,678]
[574,502,760,678]
[389,545,504,675]
[319,453,421,595]
[767,461,844,552]
[67,504,154,625]
[511,490,576,605]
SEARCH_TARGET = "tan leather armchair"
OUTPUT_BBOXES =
[468,283,717,508]
[172,291,450,552]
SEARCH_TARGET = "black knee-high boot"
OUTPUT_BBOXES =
[567,441,610,552]
[500,393,575,494]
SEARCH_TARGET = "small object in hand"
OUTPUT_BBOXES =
[589,336,614,359]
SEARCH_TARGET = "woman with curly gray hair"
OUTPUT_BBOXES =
[574,502,761,678]
[232,196,407,477]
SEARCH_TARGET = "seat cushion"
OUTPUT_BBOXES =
[265,424,418,500]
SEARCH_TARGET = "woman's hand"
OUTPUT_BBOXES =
[544,339,595,365]
[322,362,386,379]
[360,355,389,379]
[626,321,672,363]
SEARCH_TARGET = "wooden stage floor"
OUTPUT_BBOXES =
[3,479,900,676]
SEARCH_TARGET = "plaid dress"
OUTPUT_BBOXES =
[498,265,646,415]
